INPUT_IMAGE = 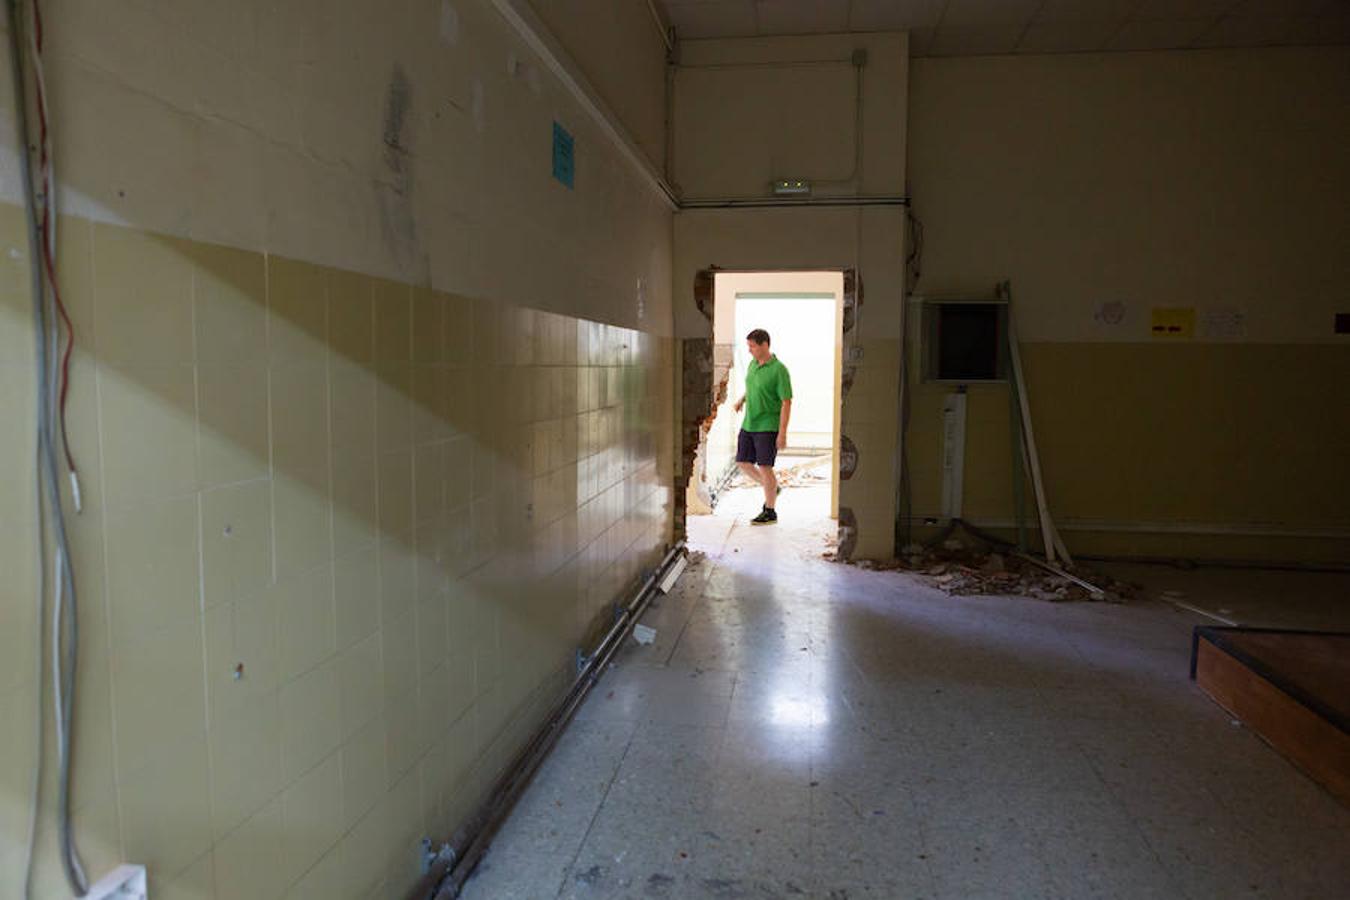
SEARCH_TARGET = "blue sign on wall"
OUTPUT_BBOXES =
[552,121,575,189]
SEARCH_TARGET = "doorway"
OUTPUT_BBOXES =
[688,271,845,527]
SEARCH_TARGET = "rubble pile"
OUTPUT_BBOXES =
[831,541,1138,604]
[731,455,831,490]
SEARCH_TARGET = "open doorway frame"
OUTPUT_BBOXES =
[676,266,862,555]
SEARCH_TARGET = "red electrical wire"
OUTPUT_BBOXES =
[30,0,76,475]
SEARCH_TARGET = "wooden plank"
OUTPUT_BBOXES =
[1195,638,1350,806]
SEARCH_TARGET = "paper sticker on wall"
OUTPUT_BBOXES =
[1094,300,1126,326]
[1199,309,1246,340]
[552,122,575,189]
[1150,307,1194,339]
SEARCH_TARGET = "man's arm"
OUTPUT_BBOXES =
[776,399,791,449]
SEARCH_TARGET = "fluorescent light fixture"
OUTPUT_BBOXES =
[772,179,811,196]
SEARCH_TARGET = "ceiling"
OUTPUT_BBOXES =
[656,0,1350,56]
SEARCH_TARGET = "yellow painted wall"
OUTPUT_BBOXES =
[1,0,674,897]
[907,47,1350,562]
[671,33,909,560]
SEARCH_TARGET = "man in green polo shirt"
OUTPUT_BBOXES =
[733,329,793,525]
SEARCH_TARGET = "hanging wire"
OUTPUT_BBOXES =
[7,0,88,893]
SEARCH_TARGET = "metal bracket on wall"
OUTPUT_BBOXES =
[420,839,454,875]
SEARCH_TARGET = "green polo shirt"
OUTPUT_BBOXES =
[743,355,792,432]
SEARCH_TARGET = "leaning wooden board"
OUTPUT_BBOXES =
[1191,627,1350,806]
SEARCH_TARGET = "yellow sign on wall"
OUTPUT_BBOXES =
[1150,307,1195,339]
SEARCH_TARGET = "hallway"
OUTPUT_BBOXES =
[462,485,1350,899]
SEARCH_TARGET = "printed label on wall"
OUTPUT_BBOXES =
[1150,307,1195,339]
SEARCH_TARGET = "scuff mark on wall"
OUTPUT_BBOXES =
[377,63,424,278]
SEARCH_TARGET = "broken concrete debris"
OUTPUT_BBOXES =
[828,543,1137,604]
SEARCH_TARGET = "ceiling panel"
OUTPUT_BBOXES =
[663,1,758,40]
[926,24,1024,56]
[1034,0,1140,23]
[1105,17,1217,50]
[848,0,946,32]
[941,0,1044,27]
[1133,0,1239,19]
[656,0,1350,56]
[755,0,850,35]
[1016,21,1120,53]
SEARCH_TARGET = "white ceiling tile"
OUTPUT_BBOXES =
[1133,0,1239,19]
[1105,17,1216,49]
[941,0,1043,27]
[1228,0,1332,15]
[1283,11,1350,45]
[1016,21,1120,52]
[754,0,850,35]
[1034,0,1141,23]
[927,24,1026,55]
[1191,16,1298,46]
[664,1,759,39]
[848,0,947,32]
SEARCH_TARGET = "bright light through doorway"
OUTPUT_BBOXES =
[693,271,845,524]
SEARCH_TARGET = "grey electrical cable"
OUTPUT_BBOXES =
[7,0,88,892]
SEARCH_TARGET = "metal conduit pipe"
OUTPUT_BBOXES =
[410,542,688,900]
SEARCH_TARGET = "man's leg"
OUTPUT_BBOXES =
[758,464,778,509]
[737,461,764,486]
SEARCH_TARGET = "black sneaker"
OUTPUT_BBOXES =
[750,507,778,526]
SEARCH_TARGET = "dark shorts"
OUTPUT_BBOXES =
[736,429,779,467]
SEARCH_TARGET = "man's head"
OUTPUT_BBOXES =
[746,329,772,363]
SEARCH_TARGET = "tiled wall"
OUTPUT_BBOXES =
[0,207,674,898]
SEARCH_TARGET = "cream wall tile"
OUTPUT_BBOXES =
[377,449,414,541]
[279,656,341,782]
[334,546,380,651]
[444,293,473,364]
[340,716,387,832]
[201,480,272,609]
[270,361,330,474]
[0,523,37,694]
[268,256,327,364]
[330,358,376,453]
[280,750,343,886]
[0,364,37,527]
[384,691,421,787]
[155,850,215,900]
[373,279,411,363]
[120,734,213,879]
[331,445,378,557]
[213,799,285,900]
[287,843,344,900]
[339,801,389,899]
[338,631,383,742]
[208,689,283,841]
[327,269,373,365]
[104,495,201,649]
[205,589,281,725]
[198,363,270,487]
[272,464,332,579]
[191,242,267,366]
[378,538,417,626]
[375,362,413,452]
[100,365,198,507]
[111,610,207,780]
[92,223,194,366]
[415,593,449,678]
[277,566,336,682]
[411,287,443,364]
